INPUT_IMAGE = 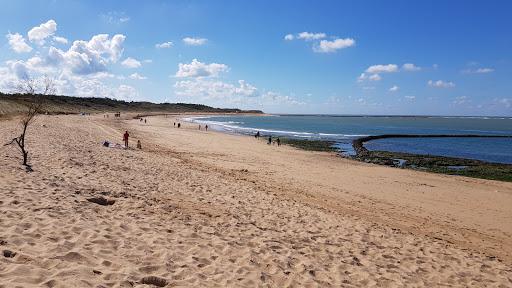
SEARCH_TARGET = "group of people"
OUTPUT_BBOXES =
[139,118,147,123]
[173,122,181,128]
[123,131,142,149]
[198,124,209,131]
[255,131,280,146]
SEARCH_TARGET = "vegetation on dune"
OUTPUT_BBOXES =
[0,92,263,115]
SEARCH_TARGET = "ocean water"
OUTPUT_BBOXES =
[185,115,512,164]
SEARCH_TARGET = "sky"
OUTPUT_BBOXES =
[0,0,511,116]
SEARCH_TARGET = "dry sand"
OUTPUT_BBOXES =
[0,113,511,287]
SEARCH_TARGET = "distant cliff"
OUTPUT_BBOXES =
[0,93,264,116]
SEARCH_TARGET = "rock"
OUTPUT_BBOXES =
[3,250,16,258]
[87,197,115,206]
[141,276,168,287]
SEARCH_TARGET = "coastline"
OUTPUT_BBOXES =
[182,115,512,182]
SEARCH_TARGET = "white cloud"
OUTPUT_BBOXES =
[53,36,68,44]
[297,32,326,41]
[368,74,381,81]
[173,78,303,107]
[175,59,229,78]
[129,73,147,80]
[6,33,32,53]
[45,34,126,75]
[389,85,399,92]
[155,41,173,48]
[404,95,416,100]
[462,67,494,74]
[453,96,469,105]
[174,78,257,100]
[313,38,355,53]
[402,63,421,71]
[366,64,399,74]
[428,80,455,88]
[28,19,57,44]
[101,12,130,25]
[121,57,141,68]
[284,34,294,41]
[182,37,207,46]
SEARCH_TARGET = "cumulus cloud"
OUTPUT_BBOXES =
[175,59,228,78]
[285,32,354,53]
[389,85,399,92]
[174,78,302,107]
[45,34,126,75]
[182,37,207,46]
[313,38,355,53]
[366,64,399,74]
[28,19,57,44]
[428,80,455,88]
[53,36,68,44]
[174,79,258,100]
[121,57,141,68]
[402,63,421,71]
[6,33,32,53]
[297,32,326,41]
[284,34,294,41]
[369,74,381,81]
[155,41,173,48]
[129,73,147,80]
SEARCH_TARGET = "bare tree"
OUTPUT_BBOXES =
[4,75,54,171]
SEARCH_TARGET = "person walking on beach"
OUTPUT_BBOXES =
[205,125,208,131]
[255,131,260,139]
[137,140,142,149]
[276,137,281,146]
[178,123,181,128]
[123,131,130,148]
[268,136,272,145]
[199,125,201,130]
[174,122,176,127]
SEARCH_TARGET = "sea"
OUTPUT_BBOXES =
[184,115,512,164]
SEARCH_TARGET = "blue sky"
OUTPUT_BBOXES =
[0,0,511,115]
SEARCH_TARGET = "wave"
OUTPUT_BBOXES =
[182,116,368,140]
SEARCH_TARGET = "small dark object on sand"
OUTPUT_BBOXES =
[87,197,115,206]
[141,276,168,287]
[3,250,16,258]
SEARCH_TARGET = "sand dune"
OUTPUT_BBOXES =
[1,114,511,287]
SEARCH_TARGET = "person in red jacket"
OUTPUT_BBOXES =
[123,131,129,148]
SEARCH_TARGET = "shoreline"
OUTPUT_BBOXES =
[181,115,512,181]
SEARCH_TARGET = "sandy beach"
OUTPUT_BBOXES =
[1,113,512,287]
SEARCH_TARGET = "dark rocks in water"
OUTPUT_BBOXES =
[3,250,16,258]
[87,196,115,206]
[141,276,168,287]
